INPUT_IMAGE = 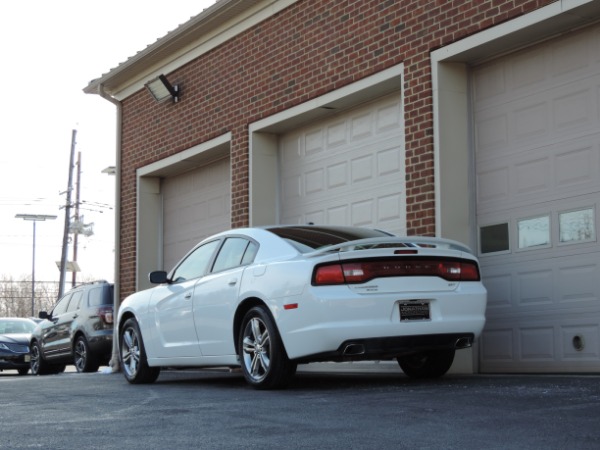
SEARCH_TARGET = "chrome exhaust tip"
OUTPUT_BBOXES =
[343,343,366,356]
[455,337,473,349]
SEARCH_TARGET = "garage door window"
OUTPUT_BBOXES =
[559,208,595,244]
[480,223,509,254]
[518,215,550,250]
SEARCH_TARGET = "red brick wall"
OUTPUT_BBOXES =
[118,0,557,297]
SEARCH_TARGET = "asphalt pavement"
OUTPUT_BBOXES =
[1,368,599,449]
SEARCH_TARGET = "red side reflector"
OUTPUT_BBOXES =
[283,303,298,310]
[394,250,418,254]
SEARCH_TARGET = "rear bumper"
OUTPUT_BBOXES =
[294,333,475,363]
[87,331,113,362]
[274,282,487,360]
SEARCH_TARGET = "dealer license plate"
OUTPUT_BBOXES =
[399,302,430,321]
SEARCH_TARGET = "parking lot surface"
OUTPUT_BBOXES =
[2,368,599,449]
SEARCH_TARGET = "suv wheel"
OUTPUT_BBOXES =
[30,341,50,376]
[74,336,100,373]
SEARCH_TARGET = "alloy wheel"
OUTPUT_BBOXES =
[242,317,271,383]
[121,326,141,378]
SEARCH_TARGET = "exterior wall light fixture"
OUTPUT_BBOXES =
[145,74,180,103]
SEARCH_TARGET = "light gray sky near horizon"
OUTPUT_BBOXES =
[0,0,216,284]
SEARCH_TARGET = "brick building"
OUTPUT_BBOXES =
[85,0,600,373]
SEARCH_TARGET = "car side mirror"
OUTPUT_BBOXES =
[149,271,169,284]
[38,311,49,320]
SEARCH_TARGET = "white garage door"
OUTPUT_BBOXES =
[474,25,600,372]
[162,158,231,271]
[279,93,406,236]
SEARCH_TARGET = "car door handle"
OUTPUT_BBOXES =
[228,278,238,286]
[184,292,192,299]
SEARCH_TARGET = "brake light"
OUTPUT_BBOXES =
[312,258,480,285]
[98,306,113,325]
[313,264,345,285]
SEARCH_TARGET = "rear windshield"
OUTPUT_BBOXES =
[88,285,114,306]
[267,226,392,251]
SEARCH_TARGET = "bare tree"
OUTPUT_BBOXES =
[0,275,59,318]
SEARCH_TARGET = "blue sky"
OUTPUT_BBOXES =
[0,0,215,283]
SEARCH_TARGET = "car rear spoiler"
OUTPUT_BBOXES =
[304,236,474,257]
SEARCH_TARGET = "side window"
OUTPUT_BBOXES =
[241,241,258,265]
[171,240,220,283]
[88,287,106,307]
[66,291,83,312]
[212,238,256,273]
[52,293,73,316]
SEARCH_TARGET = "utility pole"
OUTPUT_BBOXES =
[58,129,76,300]
[72,151,81,287]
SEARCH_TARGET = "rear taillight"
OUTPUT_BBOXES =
[313,264,345,285]
[312,258,480,285]
[98,306,113,325]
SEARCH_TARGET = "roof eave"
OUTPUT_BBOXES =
[83,0,261,96]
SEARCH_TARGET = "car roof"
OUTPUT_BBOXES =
[0,317,37,322]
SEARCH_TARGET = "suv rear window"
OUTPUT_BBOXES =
[88,285,114,307]
[267,226,392,251]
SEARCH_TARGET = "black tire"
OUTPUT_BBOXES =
[397,349,456,379]
[238,306,296,390]
[120,318,160,384]
[30,341,51,376]
[74,336,100,373]
[18,367,29,376]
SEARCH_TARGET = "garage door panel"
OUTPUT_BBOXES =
[326,121,347,147]
[288,141,403,196]
[557,261,599,304]
[561,324,600,360]
[483,319,600,372]
[375,100,404,132]
[481,328,514,362]
[474,26,600,110]
[282,188,403,229]
[551,29,594,78]
[555,143,599,189]
[280,93,406,235]
[162,158,230,271]
[480,242,600,372]
[477,136,600,214]
[476,28,600,372]
[519,326,555,361]
[475,83,600,162]
[482,251,600,310]
[326,205,348,224]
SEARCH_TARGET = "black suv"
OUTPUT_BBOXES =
[30,281,114,375]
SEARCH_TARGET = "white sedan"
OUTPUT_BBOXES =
[117,225,487,389]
